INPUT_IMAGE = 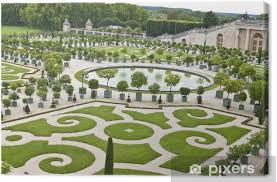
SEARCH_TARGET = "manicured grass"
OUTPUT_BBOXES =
[159,130,222,173]
[1,140,95,174]
[3,116,96,136]
[173,108,236,127]
[67,105,123,121]
[63,134,161,164]
[2,26,44,35]
[5,135,22,141]
[2,74,18,80]
[208,126,251,145]
[104,123,154,140]
[2,63,30,74]
[94,168,162,175]
[122,110,171,129]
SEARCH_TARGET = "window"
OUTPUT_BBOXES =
[217,34,223,48]
[252,33,263,52]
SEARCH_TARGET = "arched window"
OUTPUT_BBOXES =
[182,39,187,45]
[217,34,223,48]
[252,33,263,52]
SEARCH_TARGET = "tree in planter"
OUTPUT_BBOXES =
[214,71,230,98]
[239,63,256,84]
[211,54,222,71]
[66,85,74,101]
[104,137,114,175]
[180,87,191,102]
[148,54,155,63]
[2,81,9,95]
[96,69,117,98]
[117,80,129,100]
[88,79,99,99]
[238,92,247,110]
[62,52,71,67]
[60,74,71,90]
[37,89,47,108]
[37,78,48,89]
[10,82,18,93]
[120,47,128,62]
[197,86,205,104]
[165,54,173,64]
[248,80,268,114]
[24,85,35,104]
[222,80,243,107]
[28,77,37,85]
[164,73,181,102]
[130,54,136,63]
[52,83,62,103]
[148,83,160,102]
[112,51,120,62]
[9,93,19,107]
[131,71,148,101]
[3,99,11,115]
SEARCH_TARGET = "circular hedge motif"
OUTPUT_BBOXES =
[6,135,22,141]
[104,123,154,140]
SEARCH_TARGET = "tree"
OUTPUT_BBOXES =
[37,78,48,88]
[197,86,205,96]
[3,99,11,109]
[96,69,117,88]
[25,85,35,99]
[117,80,128,94]
[239,64,256,83]
[239,92,247,104]
[104,137,114,175]
[10,82,18,93]
[214,71,230,90]
[248,80,268,104]
[131,71,148,91]
[223,80,243,99]
[88,79,99,91]
[148,83,160,95]
[66,85,74,96]
[9,93,18,104]
[203,11,219,28]
[60,74,71,86]
[180,87,191,96]
[164,73,181,93]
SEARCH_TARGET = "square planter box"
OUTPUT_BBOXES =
[212,66,219,72]
[216,90,224,98]
[157,60,162,64]
[223,98,231,107]
[38,102,44,108]
[239,104,245,110]
[64,62,69,67]
[28,98,33,104]
[254,104,261,113]
[166,94,174,102]
[54,100,59,104]
[68,96,73,101]
[233,94,240,102]
[5,109,11,115]
[119,93,125,100]
[136,92,142,101]
[196,61,199,65]
[104,90,112,98]
[80,94,85,99]
[182,95,187,102]
[208,66,212,71]
[250,99,255,105]
[91,90,97,98]
[186,63,190,67]
[42,96,47,101]
[197,96,202,104]
[38,62,42,66]
[97,59,102,63]
[3,89,9,95]
[199,65,206,69]
[176,61,181,66]
[79,87,87,94]
[17,89,21,93]
[11,101,17,107]
[31,60,37,64]
[152,95,157,102]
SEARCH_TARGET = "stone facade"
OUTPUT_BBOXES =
[159,20,268,52]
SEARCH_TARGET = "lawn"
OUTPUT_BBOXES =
[94,168,162,175]
[2,63,30,75]
[122,110,171,129]
[3,116,96,136]
[173,108,236,127]
[63,133,161,164]
[1,26,44,35]
[1,140,95,174]
[159,130,222,173]
[2,74,18,80]
[104,123,154,140]
[67,105,123,121]
[5,135,22,141]
[208,126,251,145]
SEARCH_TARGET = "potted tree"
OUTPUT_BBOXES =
[3,99,11,115]
[148,83,160,102]
[9,93,18,107]
[131,71,148,101]
[2,82,9,95]
[239,63,256,85]
[10,82,18,93]
[214,71,230,98]
[117,80,129,100]
[88,79,99,99]
[52,82,62,104]
[180,87,190,102]
[96,69,117,98]
[60,74,71,90]
[222,80,234,107]
[233,80,244,102]
[164,73,181,102]
[37,89,47,108]
[66,85,74,101]
[248,80,268,114]
[63,52,71,67]
[25,85,35,104]
[239,92,247,110]
[197,86,205,104]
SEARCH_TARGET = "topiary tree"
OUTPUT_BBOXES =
[239,63,256,84]
[88,79,99,99]
[104,137,114,175]
[148,83,160,102]
[96,69,117,89]
[37,78,48,89]
[180,87,190,102]
[117,80,128,100]
[3,99,11,110]
[131,71,148,101]
[214,71,230,90]
[60,74,71,89]
[164,73,181,93]
[9,92,18,107]
[238,91,247,110]
[197,86,205,104]
[66,85,74,101]
[10,82,18,93]
[24,85,35,104]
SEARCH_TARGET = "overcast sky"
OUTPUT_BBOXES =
[85,0,268,15]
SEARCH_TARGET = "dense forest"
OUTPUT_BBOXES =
[1,3,268,36]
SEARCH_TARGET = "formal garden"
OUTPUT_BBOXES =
[1,31,268,175]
